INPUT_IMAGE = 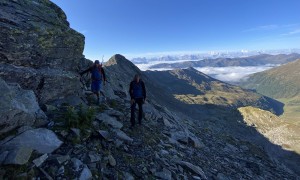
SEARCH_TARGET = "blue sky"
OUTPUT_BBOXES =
[51,0,300,60]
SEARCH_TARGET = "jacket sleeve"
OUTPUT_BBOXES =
[80,67,91,76]
[142,81,146,100]
[101,68,106,81]
[129,81,134,99]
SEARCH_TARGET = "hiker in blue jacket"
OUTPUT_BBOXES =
[80,60,106,103]
[129,74,146,128]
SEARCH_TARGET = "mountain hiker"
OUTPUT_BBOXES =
[129,74,146,128]
[80,60,106,104]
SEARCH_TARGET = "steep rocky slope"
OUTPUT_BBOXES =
[0,0,89,105]
[145,67,284,116]
[239,107,300,153]
[1,55,299,178]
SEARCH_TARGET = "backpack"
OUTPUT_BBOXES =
[91,66,102,81]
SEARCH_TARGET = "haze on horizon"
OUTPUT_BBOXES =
[51,0,300,61]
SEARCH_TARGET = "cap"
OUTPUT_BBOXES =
[95,60,100,64]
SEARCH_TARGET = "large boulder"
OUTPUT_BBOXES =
[0,78,47,135]
[1,128,63,154]
[0,0,89,104]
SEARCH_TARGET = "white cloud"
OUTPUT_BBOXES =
[137,60,279,82]
[282,29,300,36]
[194,66,278,82]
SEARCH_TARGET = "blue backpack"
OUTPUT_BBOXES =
[91,67,102,81]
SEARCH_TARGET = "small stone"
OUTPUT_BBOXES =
[143,167,148,173]
[154,168,172,180]
[163,118,173,128]
[57,166,65,175]
[193,176,201,180]
[108,155,116,166]
[96,113,123,129]
[150,168,156,174]
[114,129,133,143]
[60,130,69,137]
[98,130,110,140]
[123,171,135,180]
[175,161,207,179]
[88,152,101,163]
[160,149,169,155]
[115,139,124,148]
[56,155,70,164]
[71,158,83,172]
[70,128,81,137]
[79,165,92,180]
[33,154,48,167]
[217,173,230,180]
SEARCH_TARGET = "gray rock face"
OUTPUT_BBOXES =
[0,0,84,70]
[0,0,88,104]
[96,113,123,129]
[113,129,133,143]
[2,128,63,154]
[0,78,47,134]
[3,147,33,165]
[175,161,207,179]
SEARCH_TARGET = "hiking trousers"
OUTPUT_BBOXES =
[130,98,144,126]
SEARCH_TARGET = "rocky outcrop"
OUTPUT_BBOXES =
[0,78,47,134]
[0,0,88,104]
[1,128,63,154]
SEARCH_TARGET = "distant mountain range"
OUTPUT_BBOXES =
[131,49,300,64]
[148,53,300,69]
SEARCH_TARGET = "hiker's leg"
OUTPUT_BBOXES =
[137,98,143,125]
[130,101,136,127]
[95,92,100,102]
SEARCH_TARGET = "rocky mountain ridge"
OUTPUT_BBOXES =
[0,0,299,179]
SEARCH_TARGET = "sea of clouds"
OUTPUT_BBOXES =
[135,61,278,83]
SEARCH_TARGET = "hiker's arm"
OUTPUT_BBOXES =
[101,68,106,82]
[142,81,146,100]
[80,67,91,76]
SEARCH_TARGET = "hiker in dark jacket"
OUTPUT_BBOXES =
[129,74,146,127]
[80,60,106,103]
